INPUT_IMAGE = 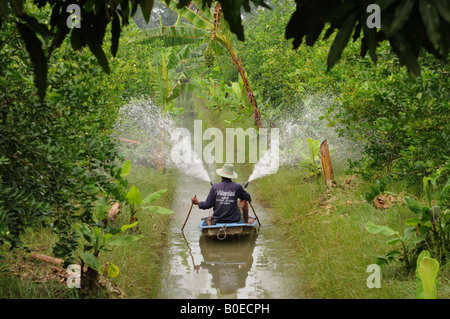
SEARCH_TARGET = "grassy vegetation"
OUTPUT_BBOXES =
[252,168,450,299]
[103,167,178,298]
[0,166,177,299]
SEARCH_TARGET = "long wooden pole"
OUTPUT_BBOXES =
[249,202,261,227]
[181,195,196,232]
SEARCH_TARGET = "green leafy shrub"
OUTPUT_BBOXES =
[365,176,450,269]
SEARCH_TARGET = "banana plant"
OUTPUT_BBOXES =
[365,176,450,269]
[143,1,263,127]
[126,186,173,225]
[116,160,173,224]
[416,250,440,299]
[365,221,426,269]
[76,221,142,277]
[300,138,321,183]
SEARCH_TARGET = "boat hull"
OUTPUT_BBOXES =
[198,216,259,239]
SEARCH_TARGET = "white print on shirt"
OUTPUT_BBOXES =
[216,190,235,205]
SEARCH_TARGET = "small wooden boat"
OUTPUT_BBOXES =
[198,216,259,240]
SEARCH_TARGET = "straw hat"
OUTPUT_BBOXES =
[216,163,238,179]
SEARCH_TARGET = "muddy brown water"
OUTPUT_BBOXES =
[158,168,304,299]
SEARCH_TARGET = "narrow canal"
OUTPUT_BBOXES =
[158,164,304,298]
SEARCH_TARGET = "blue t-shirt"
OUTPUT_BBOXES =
[198,178,251,223]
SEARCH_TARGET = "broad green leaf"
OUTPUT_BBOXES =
[107,235,143,246]
[142,206,174,215]
[111,11,121,57]
[404,217,423,226]
[431,0,450,22]
[87,40,110,74]
[386,238,402,245]
[126,186,142,205]
[95,197,109,220]
[306,138,320,159]
[418,257,439,299]
[142,188,167,204]
[389,32,421,75]
[365,221,399,237]
[140,0,154,24]
[121,160,131,178]
[327,12,359,71]
[102,233,113,243]
[93,227,102,252]
[385,0,415,36]
[405,197,423,215]
[415,250,431,299]
[78,224,95,244]
[419,0,441,51]
[376,250,401,265]
[162,0,213,30]
[231,82,243,103]
[120,221,139,232]
[81,252,99,271]
[143,26,208,47]
[16,22,48,102]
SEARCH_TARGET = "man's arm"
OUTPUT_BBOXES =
[192,186,215,209]
[237,184,251,202]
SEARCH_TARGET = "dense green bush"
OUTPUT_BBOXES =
[236,0,449,186]
[0,10,124,256]
[328,48,449,185]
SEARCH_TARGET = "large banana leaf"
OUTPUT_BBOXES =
[143,26,209,46]
[162,0,214,30]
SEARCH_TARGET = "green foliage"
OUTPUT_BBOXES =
[364,179,387,203]
[76,220,141,275]
[0,209,10,246]
[2,0,448,103]
[366,176,450,269]
[416,250,440,299]
[327,47,449,183]
[0,15,126,255]
[286,0,449,75]
[144,0,262,125]
[0,0,271,101]
[195,66,249,119]
[299,138,321,183]
[363,175,394,203]
[126,184,173,223]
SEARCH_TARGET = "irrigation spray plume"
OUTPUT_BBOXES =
[114,97,211,183]
[243,93,358,183]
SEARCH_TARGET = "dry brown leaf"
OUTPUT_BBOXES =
[373,193,393,209]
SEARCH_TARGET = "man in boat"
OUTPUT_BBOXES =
[191,163,254,225]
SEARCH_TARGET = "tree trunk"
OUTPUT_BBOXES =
[214,3,263,128]
[227,45,263,128]
[320,140,334,184]
[103,202,120,225]
[82,266,101,292]
[31,253,64,266]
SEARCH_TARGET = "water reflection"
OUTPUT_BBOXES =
[198,234,257,295]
